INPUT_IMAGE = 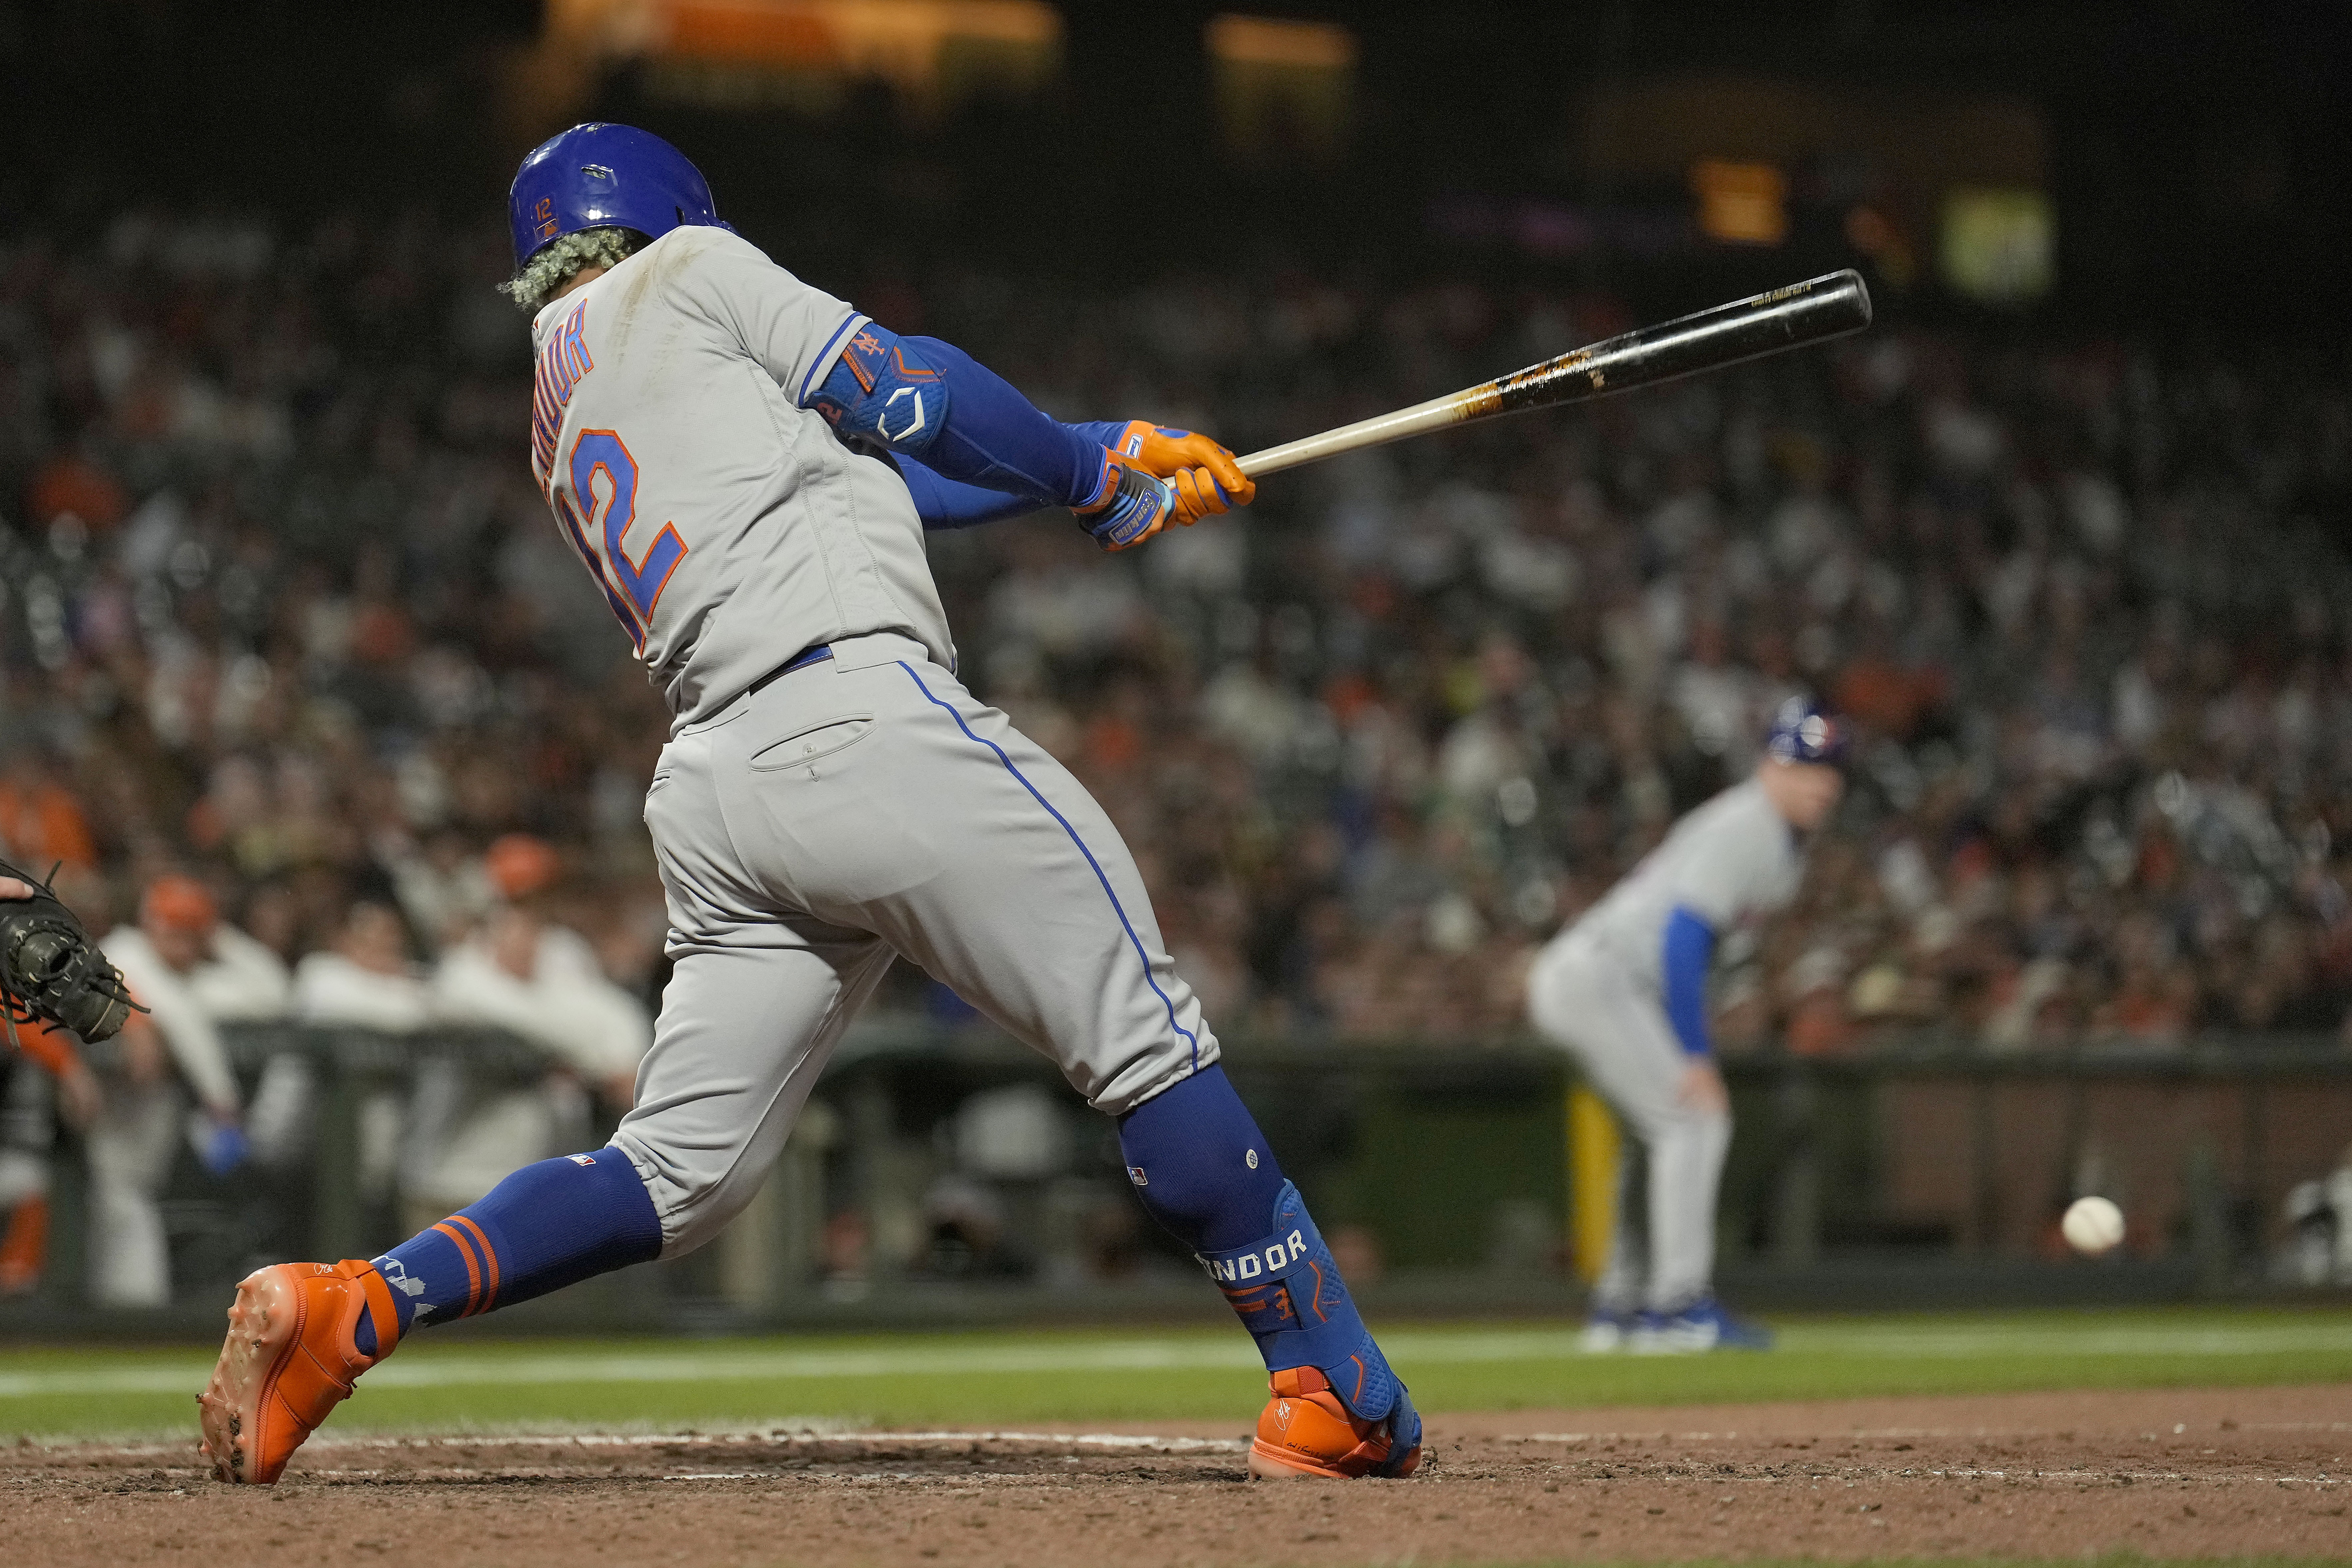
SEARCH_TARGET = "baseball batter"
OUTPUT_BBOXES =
[197,124,1419,1484]
[1527,699,1845,1351]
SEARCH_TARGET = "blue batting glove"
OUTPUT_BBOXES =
[1075,452,1177,551]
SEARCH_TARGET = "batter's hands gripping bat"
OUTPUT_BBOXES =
[1232,269,1872,481]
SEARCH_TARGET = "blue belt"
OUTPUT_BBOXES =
[747,643,833,697]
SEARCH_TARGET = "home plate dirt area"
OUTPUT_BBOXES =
[8,1386,2346,1567]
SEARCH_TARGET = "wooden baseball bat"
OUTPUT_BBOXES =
[1233,269,1872,480]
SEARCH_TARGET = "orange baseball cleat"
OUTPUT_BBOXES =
[1247,1365,1422,1479]
[196,1260,401,1484]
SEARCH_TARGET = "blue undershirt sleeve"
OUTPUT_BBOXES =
[1660,905,1718,1058]
[893,455,1045,531]
[1065,418,1133,449]
[807,326,1111,510]
[901,334,1107,508]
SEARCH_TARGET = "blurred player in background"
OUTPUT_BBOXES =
[417,833,649,1224]
[1528,698,1847,1351]
[198,123,1420,1487]
[93,877,260,1305]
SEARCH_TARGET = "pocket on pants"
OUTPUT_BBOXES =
[749,713,875,773]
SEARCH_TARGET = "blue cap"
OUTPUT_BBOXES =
[1764,697,1848,765]
[508,123,724,270]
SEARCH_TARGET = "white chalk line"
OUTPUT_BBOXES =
[11,1428,1249,1461]
[9,1321,2352,1400]
[10,1433,2337,1491]
[1497,1448,2344,1487]
[1509,1420,2352,1443]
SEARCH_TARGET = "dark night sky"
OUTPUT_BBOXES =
[3,2,2344,336]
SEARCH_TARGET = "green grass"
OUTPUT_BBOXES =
[1443,1561,2345,1568]
[3,1305,2348,1442]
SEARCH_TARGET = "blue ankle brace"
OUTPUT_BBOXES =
[1197,1180,1407,1425]
[1118,1067,1413,1454]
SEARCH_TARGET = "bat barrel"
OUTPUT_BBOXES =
[1483,268,1872,419]
[1235,269,1872,480]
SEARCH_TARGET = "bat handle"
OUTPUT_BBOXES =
[1233,388,1470,480]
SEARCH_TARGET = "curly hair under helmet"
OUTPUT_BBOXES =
[498,227,645,314]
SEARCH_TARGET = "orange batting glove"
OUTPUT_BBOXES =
[1109,421,1255,528]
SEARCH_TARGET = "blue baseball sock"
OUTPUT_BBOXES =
[1117,1064,1289,1247]
[353,1147,663,1356]
[1118,1065,1416,1460]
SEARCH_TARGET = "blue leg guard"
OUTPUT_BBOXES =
[1193,1180,1420,1475]
[1118,1068,1417,1476]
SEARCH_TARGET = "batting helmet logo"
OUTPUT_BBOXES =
[507,123,727,270]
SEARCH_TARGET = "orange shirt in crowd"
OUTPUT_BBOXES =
[26,453,129,532]
[0,783,96,870]
[1834,655,1947,740]
[4,1018,82,1079]
[1784,991,1856,1056]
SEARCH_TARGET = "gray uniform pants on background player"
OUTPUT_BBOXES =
[0,1060,53,1221]
[1528,929,1731,1313]
[85,1080,184,1307]
[615,632,1217,1257]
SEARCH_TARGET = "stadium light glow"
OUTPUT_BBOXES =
[1939,186,2054,303]
[1690,159,1790,247]
[539,0,1063,115]
[1204,14,1358,163]
[1204,14,1357,69]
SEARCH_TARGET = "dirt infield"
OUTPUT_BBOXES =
[7,1385,2346,1566]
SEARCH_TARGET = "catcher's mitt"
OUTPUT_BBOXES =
[0,860,142,1042]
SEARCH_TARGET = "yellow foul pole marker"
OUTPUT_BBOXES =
[1566,1082,1620,1285]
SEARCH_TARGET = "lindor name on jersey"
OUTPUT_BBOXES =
[1198,1230,1309,1284]
[531,300,594,483]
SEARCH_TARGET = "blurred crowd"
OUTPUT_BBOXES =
[2,207,2351,1297]
[921,254,2352,1055]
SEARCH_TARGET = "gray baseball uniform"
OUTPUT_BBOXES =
[528,231,1215,1259]
[530,225,954,724]
[1528,778,1803,1312]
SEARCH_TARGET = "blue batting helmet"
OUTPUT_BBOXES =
[508,123,724,269]
[1764,697,1849,766]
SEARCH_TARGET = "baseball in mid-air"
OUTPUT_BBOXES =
[2062,1195,2126,1256]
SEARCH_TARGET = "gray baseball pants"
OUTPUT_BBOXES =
[1527,929,1731,1313]
[614,631,1218,1258]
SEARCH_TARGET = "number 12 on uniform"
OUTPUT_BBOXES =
[554,428,689,648]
